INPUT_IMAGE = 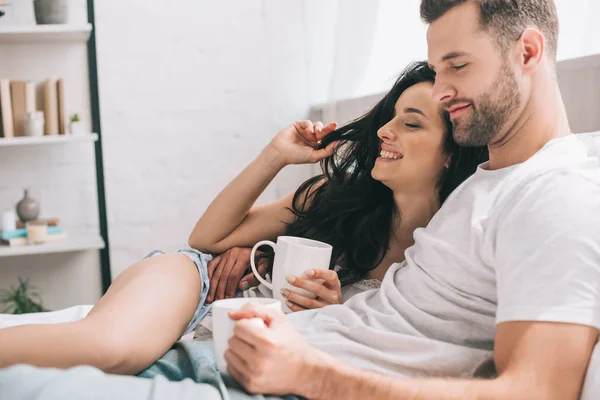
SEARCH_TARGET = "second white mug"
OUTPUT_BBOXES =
[250,236,333,313]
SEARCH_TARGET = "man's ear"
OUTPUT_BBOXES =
[517,27,545,74]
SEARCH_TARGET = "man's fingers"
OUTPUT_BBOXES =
[240,272,260,289]
[225,350,252,385]
[239,258,270,290]
[231,319,274,348]
[207,256,221,280]
[207,257,225,303]
[216,254,238,301]
[225,258,247,299]
[228,336,257,362]
[229,303,280,323]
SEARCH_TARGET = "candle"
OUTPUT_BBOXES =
[27,223,48,245]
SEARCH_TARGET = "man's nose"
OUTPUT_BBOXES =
[432,76,457,104]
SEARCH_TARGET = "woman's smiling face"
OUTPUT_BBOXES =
[371,81,450,195]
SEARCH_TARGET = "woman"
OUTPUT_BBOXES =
[0,62,487,375]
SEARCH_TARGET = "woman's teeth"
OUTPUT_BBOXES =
[380,150,402,160]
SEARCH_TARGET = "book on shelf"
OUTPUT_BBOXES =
[15,218,60,229]
[1,232,68,247]
[10,80,36,137]
[43,78,59,135]
[0,78,66,139]
[1,225,63,241]
[57,79,66,135]
[0,79,14,138]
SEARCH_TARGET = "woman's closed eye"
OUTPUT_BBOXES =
[404,122,421,129]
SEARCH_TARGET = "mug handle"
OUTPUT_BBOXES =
[250,240,276,290]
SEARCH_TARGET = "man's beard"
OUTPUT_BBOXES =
[451,61,521,146]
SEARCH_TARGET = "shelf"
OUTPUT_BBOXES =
[0,234,105,257]
[0,24,92,43]
[0,133,98,147]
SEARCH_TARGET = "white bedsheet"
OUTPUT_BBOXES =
[0,305,93,329]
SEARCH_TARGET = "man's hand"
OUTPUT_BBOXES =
[225,303,331,396]
[206,247,270,303]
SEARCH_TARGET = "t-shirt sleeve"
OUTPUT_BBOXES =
[494,171,600,329]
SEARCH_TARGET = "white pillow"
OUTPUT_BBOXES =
[576,131,600,159]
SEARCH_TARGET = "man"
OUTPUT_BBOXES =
[1,1,599,399]
[207,0,600,398]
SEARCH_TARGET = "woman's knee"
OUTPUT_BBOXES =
[78,319,161,375]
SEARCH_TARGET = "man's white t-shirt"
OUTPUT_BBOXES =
[288,133,600,378]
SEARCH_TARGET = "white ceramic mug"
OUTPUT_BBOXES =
[212,297,282,374]
[250,236,333,313]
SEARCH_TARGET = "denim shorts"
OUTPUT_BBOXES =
[145,249,213,335]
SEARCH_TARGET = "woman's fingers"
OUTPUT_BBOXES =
[307,140,339,163]
[281,289,327,310]
[286,271,342,304]
[316,121,337,141]
[314,121,324,137]
[285,300,309,312]
[305,269,341,290]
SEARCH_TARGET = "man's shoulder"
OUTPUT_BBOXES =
[490,134,600,223]
[508,133,600,189]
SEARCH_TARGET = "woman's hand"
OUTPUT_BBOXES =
[268,120,338,166]
[280,269,343,311]
[206,247,270,303]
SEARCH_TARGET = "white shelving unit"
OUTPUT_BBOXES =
[0,23,92,43]
[0,4,112,305]
[0,234,104,257]
[0,133,98,147]
[0,132,104,257]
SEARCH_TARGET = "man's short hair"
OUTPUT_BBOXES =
[420,0,559,61]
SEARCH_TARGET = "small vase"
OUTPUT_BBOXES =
[16,190,41,223]
[34,0,69,25]
[69,120,85,135]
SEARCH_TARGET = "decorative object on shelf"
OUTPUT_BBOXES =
[1,209,17,232]
[24,110,45,137]
[26,220,47,245]
[69,112,84,134]
[0,2,11,27]
[33,0,68,25]
[16,189,40,222]
[16,217,59,229]
[0,277,47,314]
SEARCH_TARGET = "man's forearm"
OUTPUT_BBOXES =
[302,359,511,400]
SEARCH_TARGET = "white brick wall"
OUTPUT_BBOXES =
[95,0,335,277]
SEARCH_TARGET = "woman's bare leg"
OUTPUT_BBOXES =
[0,253,202,375]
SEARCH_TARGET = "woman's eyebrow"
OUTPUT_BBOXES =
[404,107,429,120]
